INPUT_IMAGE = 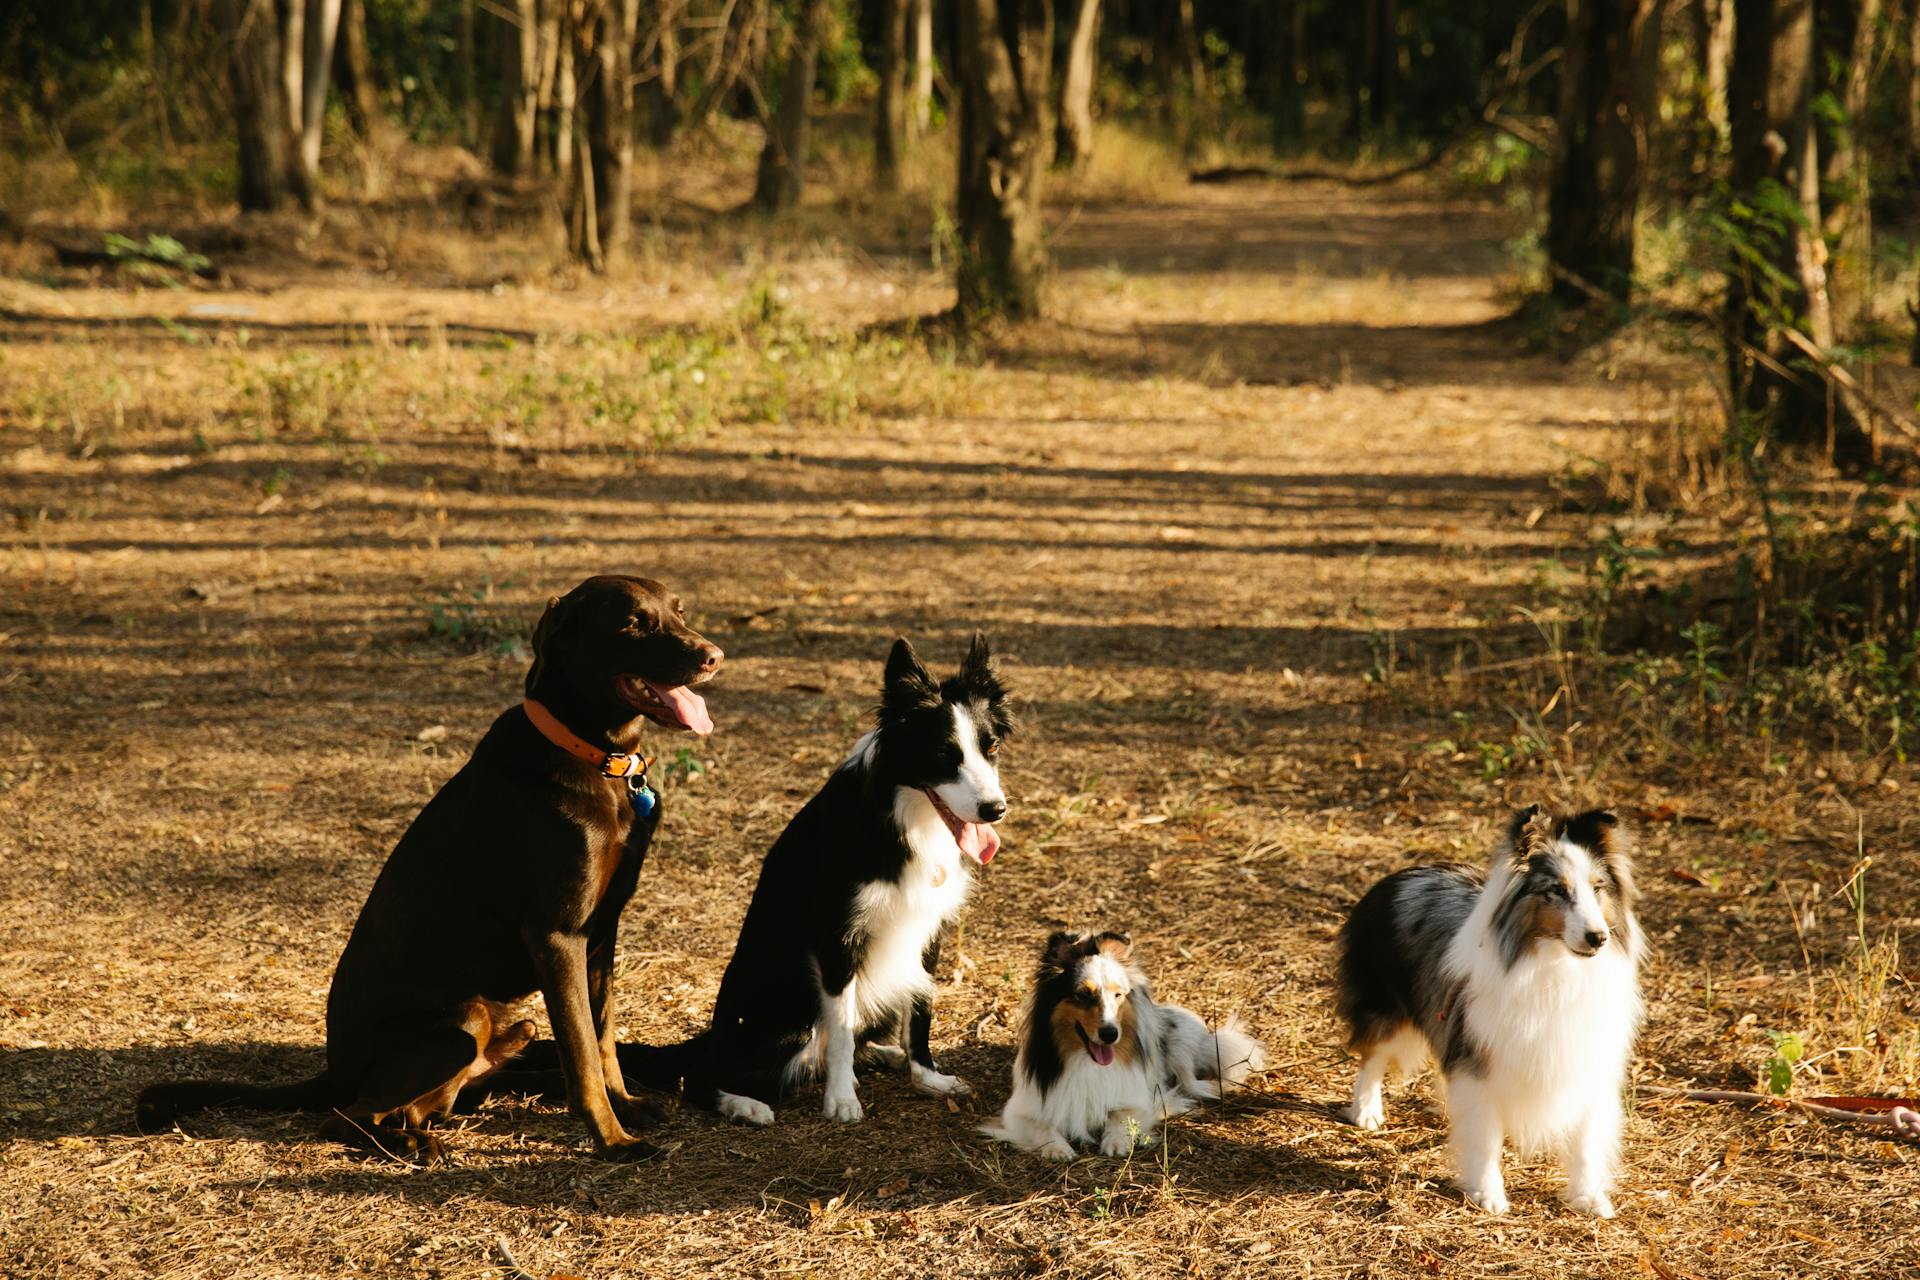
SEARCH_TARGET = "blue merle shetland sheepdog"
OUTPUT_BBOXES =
[982,931,1266,1159]
[1335,806,1644,1217]
[619,635,1013,1125]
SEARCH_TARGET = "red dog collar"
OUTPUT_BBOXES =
[522,699,652,780]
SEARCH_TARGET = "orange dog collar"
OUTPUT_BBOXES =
[523,699,653,780]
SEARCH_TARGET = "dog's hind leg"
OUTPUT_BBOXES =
[1342,1024,1422,1130]
[324,1005,527,1165]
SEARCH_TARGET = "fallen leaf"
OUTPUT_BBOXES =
[416,724,449,744]
[876,1176,909,1198]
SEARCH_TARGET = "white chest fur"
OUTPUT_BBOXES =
[845,788,973,1026]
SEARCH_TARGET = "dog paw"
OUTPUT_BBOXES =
[612,1095,669,1131]
[596,1135,664,1163]
[863,1044,909,1070]
[716,1092,774,1127]
[1099,1128,1138,1157]
[1457,1181,1510,1215]
[1563,1188,1615,1219]
[822,1090,864,1123]
[1038,1137,1075,1162]
[1343,1099,1386,1130]
[909,1065,969,1097]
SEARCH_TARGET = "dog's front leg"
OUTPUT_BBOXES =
[1558,1098,1622,1218]
[905,935,969,1098]
[1445,1073,1509,1214]
[531,930,657,1160]
[587,935,666,1131]
[1099,1110,1153,1156]
[818,976,863,1123]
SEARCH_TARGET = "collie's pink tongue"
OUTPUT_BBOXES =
[959,820,1000,865]
[1088,1041,1115,1067]
[644,681,713,736]
[928,790,1000,864]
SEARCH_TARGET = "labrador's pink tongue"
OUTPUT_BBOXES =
[1089,1042,1115,1067]
[646,681,713,736]
[958,820,1000,865]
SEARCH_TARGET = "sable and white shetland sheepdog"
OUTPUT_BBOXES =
[618,635,1013,1126]
[983,931,1266,1159]
[1336,806,1644,1218]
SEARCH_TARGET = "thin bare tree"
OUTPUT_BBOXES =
[875,0,909,189]
[1054,0,1099,169]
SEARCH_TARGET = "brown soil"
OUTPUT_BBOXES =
[2,176,1915,1279]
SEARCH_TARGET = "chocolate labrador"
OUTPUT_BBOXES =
[136,575,722,1163]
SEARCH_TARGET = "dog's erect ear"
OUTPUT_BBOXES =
[1568,809,1636,902]
[882,637,940,713]
[525,593,575,695]
[1041,930,1086,974]
[1093,931,1132,964]
[959,632,1015,736]
[1502,804,1546,865]
[1510,805,1559,868]
[962,632,995,685]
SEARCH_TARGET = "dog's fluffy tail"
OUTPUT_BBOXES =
[1209,1018,1267,1088]
[135,1073,337,1130]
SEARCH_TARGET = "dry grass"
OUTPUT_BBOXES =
[3,149,1918,1279]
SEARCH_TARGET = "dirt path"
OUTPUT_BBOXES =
[2,181,1910,1278]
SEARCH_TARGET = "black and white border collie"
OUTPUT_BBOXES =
[1335,806,1644,1217]
[983,931,1266,1159]
[624,636,1012,1125]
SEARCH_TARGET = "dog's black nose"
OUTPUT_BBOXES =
[1584,929,1609,951]
[1098,1025,1120,1044]
[977,799,1007,823]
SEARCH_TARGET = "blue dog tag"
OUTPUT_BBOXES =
[629,781,657,818]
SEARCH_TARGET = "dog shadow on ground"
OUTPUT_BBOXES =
[12,1040,1388,1217]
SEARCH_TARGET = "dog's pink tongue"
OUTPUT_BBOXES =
[1089,1042,1115,1067]
[646,681,713,736]
[958,820,1000,865]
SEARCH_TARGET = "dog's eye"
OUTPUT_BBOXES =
[981,735,998,757]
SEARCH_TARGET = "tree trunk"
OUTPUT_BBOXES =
[297,0,342,203]
[219,0,297,211]
[954,0,1051,323]
[334,0,381,140]
[690,0,762,125]
[646,0,682,146]
[1367,0,1396,131]
[1265,0,1305,136]
[911,0,934,133]
[752,0,827,211]
[875,0,908,189]
[1821,0,1883,338]
[491,0,540,173]
[1726,0,1857,452]
[1054,0,1099,169]
[575,0,638,264]
[554,12,577,185]
[1545,0,1666,305]
[536,0,563,170]
[1690,0,1733,137]
[1910,0,1920,152]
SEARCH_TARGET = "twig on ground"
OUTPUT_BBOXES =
[495,1234,539,1280]
[1645,1085,1920,1141]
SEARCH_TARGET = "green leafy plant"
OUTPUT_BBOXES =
[1762,1029,1804,1096]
